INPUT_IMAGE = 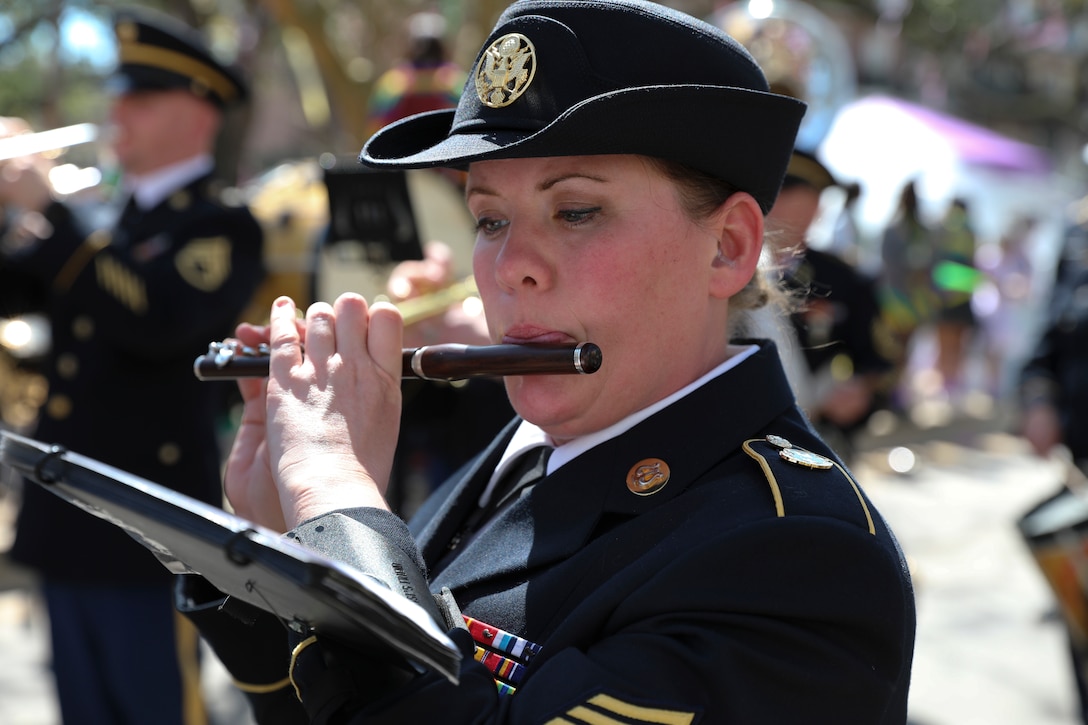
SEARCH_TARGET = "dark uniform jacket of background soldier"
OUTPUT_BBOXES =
[783,247,894,436]
[6,6,263,589]
[6,172,263,581]
[0,8,263,725]
[1019,218,1088,724]
[1020,223,1088,467]
[772,151,895,459]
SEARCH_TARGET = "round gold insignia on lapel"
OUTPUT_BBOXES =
[779,447,834,470]
[627,458,670,496]
[475,33,537,108]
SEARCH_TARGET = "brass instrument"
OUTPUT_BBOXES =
[709,0,855,149]
[239,160,479,329]
[193,340,602,381]
[384,275,480,327]
[0,123,99,162]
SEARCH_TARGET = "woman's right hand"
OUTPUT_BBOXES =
[222,320,288,531]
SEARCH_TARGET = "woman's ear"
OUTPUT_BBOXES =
[709,192,764,299]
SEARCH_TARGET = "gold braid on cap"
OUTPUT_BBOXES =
[119,40,237,103]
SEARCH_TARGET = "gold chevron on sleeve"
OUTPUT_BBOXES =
[545,693,696,725]
[95,255,148,314]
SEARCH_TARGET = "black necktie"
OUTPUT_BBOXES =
[489,445,552,514]
[433,439,552,570]
[118,195,143,231]
[447,445,553,555]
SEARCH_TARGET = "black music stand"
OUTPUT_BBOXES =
[321,155,424,263]
[0,431,460,683]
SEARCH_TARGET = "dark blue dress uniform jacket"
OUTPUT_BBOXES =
[1021,226,1088,463]
[184,341,916,724]
[6,176,264,584]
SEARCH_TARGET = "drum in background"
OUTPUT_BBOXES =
[1018,484,1088,647]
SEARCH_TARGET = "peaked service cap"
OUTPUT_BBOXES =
[783,148,840,192]
[110,6,248,109]
[360,0,807,213]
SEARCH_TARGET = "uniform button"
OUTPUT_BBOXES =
[45,394,73,420]
[71,316,94,340]
[627,458,670,496]
[158,443,181,466]
[169,190,191,210]
[56,353,79,379]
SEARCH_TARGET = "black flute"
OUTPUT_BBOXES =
[193,341,602,381]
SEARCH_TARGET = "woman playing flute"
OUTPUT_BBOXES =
[181,1,916,722]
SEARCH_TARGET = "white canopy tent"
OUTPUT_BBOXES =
[817,94,1078,274]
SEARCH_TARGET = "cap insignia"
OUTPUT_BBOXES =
[626,458,670,496]
[475,33,536,109]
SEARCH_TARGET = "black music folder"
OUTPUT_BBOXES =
[0,431,460,683]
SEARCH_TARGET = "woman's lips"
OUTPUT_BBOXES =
[501,327,576,345]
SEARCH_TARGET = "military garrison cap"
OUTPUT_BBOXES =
[360,0,806,214]
[110,7,248,108]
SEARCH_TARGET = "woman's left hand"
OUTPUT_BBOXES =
[264,293,403,528]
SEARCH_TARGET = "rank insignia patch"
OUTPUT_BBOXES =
[175,236,231,291]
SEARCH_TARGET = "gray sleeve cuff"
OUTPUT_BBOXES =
[287,508,441,624]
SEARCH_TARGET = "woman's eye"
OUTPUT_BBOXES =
[558,207,601,225]
[475,216,509,235]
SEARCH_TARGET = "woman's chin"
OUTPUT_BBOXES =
[507,378,597,434]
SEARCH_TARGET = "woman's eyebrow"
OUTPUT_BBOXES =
[466,172,610,201]
[538,172,608,191]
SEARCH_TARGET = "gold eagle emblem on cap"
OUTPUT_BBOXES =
[475,33,536,108]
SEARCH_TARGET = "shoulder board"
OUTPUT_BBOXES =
[742,436,876,535]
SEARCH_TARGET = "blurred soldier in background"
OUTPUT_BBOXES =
[1019,213,1088,724]
[0,8,263,724]
[766,149,895,462]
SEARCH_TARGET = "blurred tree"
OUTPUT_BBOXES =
[3,0,1087,181]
